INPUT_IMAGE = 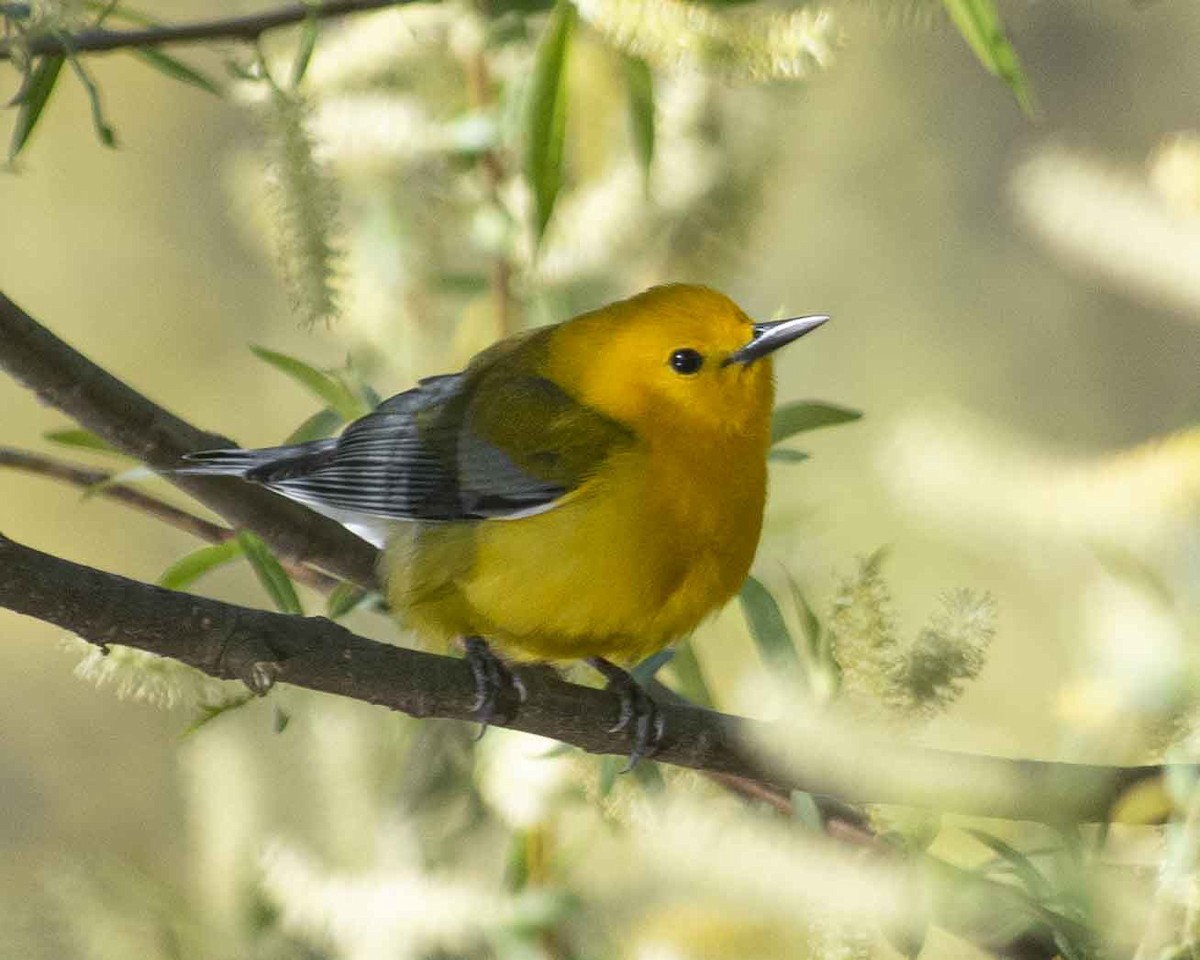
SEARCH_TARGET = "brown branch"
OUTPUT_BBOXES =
[0,446,339,592]
[0,532,1117,958]
[0,529,1184,826]
[0,291,378,588]
[464,44,517,337]
[0,0,419,60]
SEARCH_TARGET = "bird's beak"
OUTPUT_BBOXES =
[723,314,830,366]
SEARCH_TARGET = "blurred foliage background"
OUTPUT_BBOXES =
[3,0,1200,957]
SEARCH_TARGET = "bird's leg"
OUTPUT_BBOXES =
[587,656,665,771]
[462,636,526,737]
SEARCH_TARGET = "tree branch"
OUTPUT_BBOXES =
[0,446,339,592]
[0,0,419,60]
[0,291,378,588]
[0,530,1184,825]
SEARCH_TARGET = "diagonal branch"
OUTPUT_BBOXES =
[0,291,378,588]
[0,530,1081,956]
[0,0,423,60]
[0,529,1185,825]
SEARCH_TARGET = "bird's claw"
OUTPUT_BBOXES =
[463,637,525,737]
[588,657,665,771]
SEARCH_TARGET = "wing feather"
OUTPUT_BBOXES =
[236,364,634,522]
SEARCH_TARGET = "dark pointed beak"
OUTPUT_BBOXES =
[723,314,829,366]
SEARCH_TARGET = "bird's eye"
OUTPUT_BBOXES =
[669,348,704,375]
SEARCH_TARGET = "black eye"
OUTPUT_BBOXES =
[669,348,704,375]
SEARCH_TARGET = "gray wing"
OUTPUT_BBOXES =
[183,370,632,522]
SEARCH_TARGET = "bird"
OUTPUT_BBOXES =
[180,284,828,766]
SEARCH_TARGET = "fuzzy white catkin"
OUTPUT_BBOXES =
[571,0,838,80]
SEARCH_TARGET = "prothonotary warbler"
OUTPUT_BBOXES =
[183,284,828,765]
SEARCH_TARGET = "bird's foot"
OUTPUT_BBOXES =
[463,636,526,738]
[587,657,665,772]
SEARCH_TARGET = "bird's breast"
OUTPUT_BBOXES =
[389,430,768,664]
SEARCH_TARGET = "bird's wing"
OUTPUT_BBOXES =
[251,368,634,522]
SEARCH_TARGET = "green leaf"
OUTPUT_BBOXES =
[668,639,713,708]
[768,448,810,464]
[524,0,575,246]
[504,829,531,891]
[326,582,369,619]
[739,576,802,677]
[963,828,1053,900]
[237,531,303,615]
[632,760,665,792]
[941,0,1036,116]
[273,704,291,733]
[43,427,124,456]
[598,755,621,798]
[63,51,117,147]
[622,55,654,178]
[181,692,256,737]
[785,574,823,665]
[158,540,244,591]
[770,402,861,445]
[790,790,824,829]
[290,11,320,88]
[130,48,222,96]
[631,648,674,683]
[249,345,363,421]
[285,406,344,444]
[9,54,64,161]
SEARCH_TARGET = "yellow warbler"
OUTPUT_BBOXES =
[184,285,827,763]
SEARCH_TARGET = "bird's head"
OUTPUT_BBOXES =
[547,284,827,437]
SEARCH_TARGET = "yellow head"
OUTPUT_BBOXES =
[545,284,827,437]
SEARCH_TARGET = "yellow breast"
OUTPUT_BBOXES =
[385,427,768,665]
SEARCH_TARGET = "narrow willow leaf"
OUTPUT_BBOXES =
[326,582,369,620]
[786,574,823,665]
[632,760,665,791]
[941,0,1036,116]
[790,790,824,829]
[43,427,123,455]
[770,401,862,445]
[622,55,654,178]
[598,755,621,797]
[739,576,802,677]
[631,648,674,683]
[158,540,244,591]
[9,55,64,161]
[504,829,531,891]
[668,639,713,708]
[285,406,344,444]
[326,369,372,418]
[250,345,362,421]
[524,0,575,246]
[181,692,256,737]
[963,828,1053,900]
[130,48,222,96]
[767,448,810,464]
[290,12,320,88]
[237,531,303,615]
[64,51,117,147]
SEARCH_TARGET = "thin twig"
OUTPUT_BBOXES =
[0,0,419,60]
[0,291,378,587]
[464,42,517,337]
[0,446,339,592]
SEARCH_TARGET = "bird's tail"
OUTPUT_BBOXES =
[174,440,337,479]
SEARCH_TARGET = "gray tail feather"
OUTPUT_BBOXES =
[175,440,337,478]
